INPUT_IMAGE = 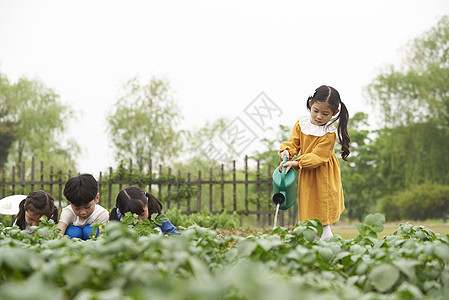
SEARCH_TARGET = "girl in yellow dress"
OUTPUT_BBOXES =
[279,85,350,239]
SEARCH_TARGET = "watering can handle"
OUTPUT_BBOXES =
[280,155,287,188]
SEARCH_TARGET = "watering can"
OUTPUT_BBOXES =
[272,155,298,210]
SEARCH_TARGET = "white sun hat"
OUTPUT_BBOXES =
[0,195,27,215]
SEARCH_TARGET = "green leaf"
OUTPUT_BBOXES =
[303,228,316,243]
[63,264,89,289]
[434,244,449,263]
[349,244,366,255]
[364,213,385,233]
[257,239,282,252]
[368,263,400,292]
[318,247,333,263]
[0,275,64,300]
[396,282,424,299]
[392,259,419,280]
[355,223,369,236]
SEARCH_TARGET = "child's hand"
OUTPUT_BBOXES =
[278,160,299,174]
[279,150,289,161]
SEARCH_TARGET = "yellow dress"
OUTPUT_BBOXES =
[280,116,344,225]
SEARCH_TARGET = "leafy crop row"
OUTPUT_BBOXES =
[0,214,448,299]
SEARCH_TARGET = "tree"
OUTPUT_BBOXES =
[251,124,291,169]
[0,74,16,168]
[172,118,236,173]
[106,76,183,166]
[366,15,449,187]
[0,74,78,172]
[0,120,16,169]
[339,112,381,221]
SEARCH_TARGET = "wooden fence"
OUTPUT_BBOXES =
[0,157,298,227]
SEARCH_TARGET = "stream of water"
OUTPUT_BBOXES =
[273,203,280,230]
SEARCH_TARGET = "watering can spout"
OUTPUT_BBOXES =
[272,191,285,205]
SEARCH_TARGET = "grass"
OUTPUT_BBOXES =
[333,219,449,240]
[216,219,449,240]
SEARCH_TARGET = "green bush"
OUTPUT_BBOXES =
[378,195,401,221]
[379,182,449,221]
[2,214,449,299]
[166,208,240,229]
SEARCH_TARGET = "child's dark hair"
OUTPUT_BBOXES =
[110,186,163,220]
[15,190,59,230]
[307,85,350,161]
[63,173,98,206]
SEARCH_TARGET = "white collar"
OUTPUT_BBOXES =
[298,115,337,137]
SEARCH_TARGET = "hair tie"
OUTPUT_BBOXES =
[115,206,122,220]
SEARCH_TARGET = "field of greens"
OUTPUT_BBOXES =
[1,213,448,300]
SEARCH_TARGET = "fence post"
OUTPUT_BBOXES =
[221,164,224,212]
[2,168,5,198]
[177,170,181,210]
[158,164,162,202]
[209,168,213,213]
[167,167,171,209]
[108,167,113,210]
[99,171,103,207]
[187,172,191,214]
[40,161,44,191]
[58,169,63,207]
[21,161,25,195]
[129,159,133,186]
[12,165,16,195]
[49,165,54,206]
[31,157,35,192]
[256,160,260,224]
[139,156,143,174]
[148,159,152,193]
[197,170,201,213]
[233,160,236,211]
[245,155,248,215]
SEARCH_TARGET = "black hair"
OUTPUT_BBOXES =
[307,85,350,161]
[109,186,163,221]
[14,190,59,230]
[63,173,98,206]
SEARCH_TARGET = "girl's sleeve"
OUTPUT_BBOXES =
[158,213,180,234]
[279,121,301,158]
[296,133,336,169]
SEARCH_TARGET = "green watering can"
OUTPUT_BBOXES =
[272,155,298,210]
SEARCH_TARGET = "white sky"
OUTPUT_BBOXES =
[0,0,447,173]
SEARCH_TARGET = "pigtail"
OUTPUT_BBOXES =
[109,207,120,221]
[146,193,163,215]
[337,101,350,161]
[14,199,27,230]
[49,206,59,223]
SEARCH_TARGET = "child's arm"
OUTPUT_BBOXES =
[158,213,180,234]
[57,206,73,236]
[296,134,336,169]
[279,160,299,174]
[280,121,301,160]
[57,221,68,235]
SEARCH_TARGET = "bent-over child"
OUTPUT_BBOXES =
[109,186,179,234]
[13,190,59,232]
[279,85,350,240]
[57,173,109,240]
